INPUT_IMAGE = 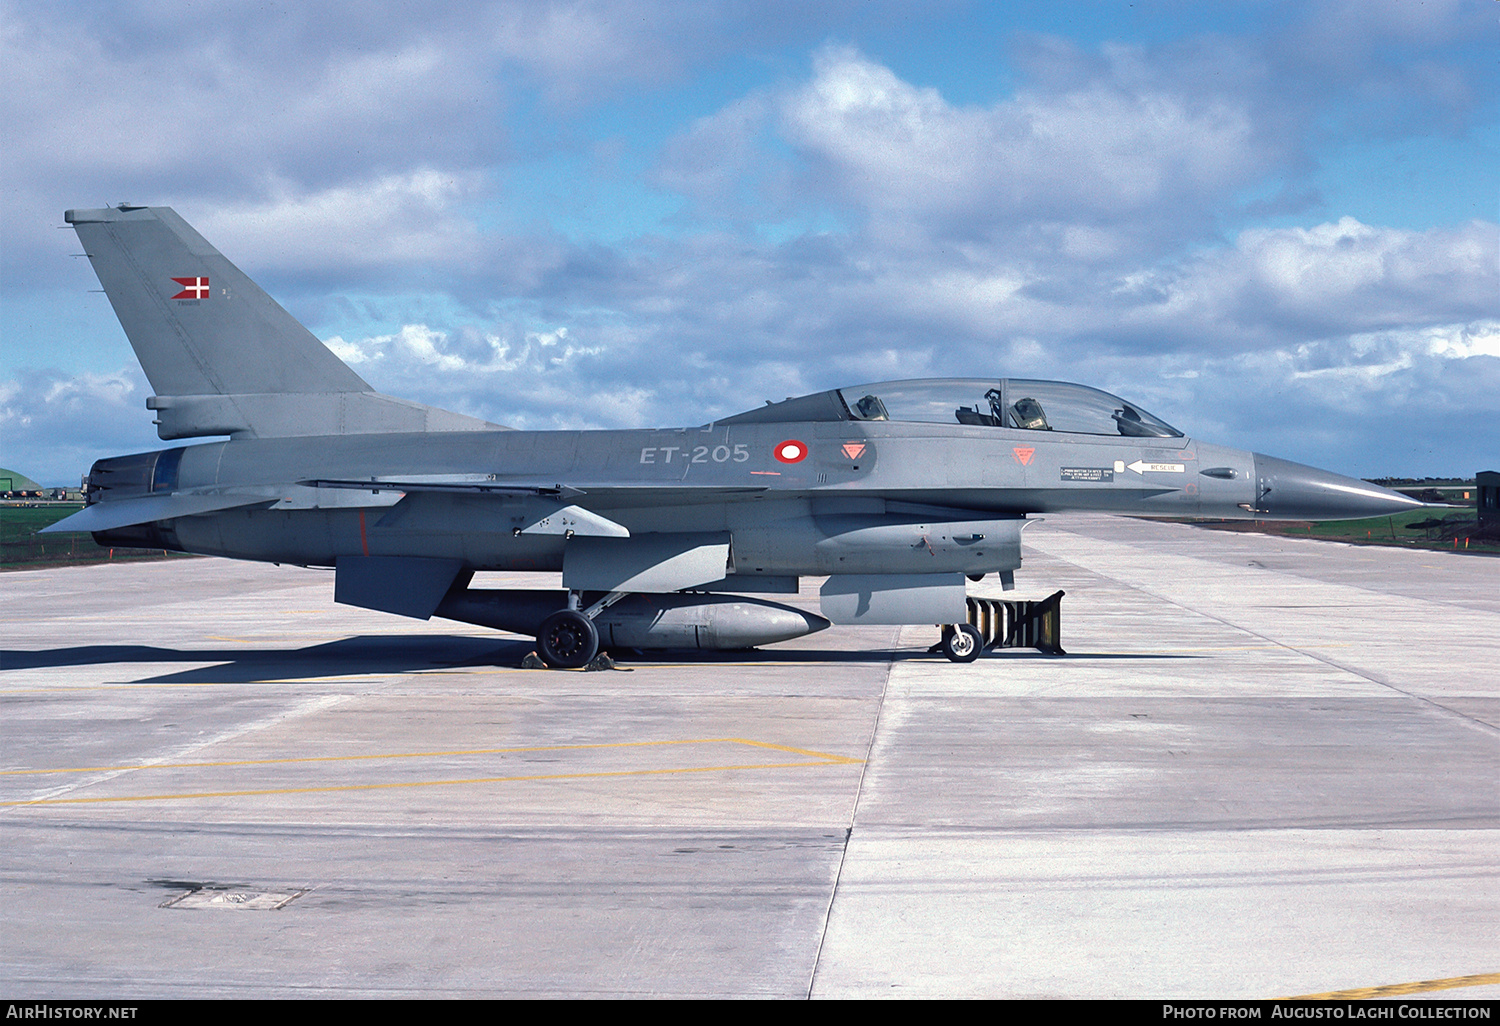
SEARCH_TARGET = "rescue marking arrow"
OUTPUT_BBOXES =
[1127,460,1185,474]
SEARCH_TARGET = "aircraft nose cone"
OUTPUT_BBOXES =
[1252,453,1427,520]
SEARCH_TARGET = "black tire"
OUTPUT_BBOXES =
[536,610,599,669]
[941,623,983,663]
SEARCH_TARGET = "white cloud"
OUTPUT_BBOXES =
[195,172,488,270]
[485,1,700,105]
[1122,218,1500,347]
[0,0,770,286]
[1422,322,1500,360]
[779,44,1269,243]
[1,6,496,187]
[0,367,159,485]
[653,93,796,221]
[324,323,602,379]
[1234,217,1494,317]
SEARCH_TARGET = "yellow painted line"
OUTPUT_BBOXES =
[734,738,861,759]
[2,758,856,806]
[557,661,879,669]
[1281,971,1500,999]
[2,737,860,806]
[254,676,400,683]
[1,737,859,777]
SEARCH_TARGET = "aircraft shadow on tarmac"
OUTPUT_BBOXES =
[1,637,1198,685]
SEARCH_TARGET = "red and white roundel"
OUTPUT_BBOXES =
[773,439,808,463]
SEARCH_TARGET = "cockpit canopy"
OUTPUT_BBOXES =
[723,378,1183,438]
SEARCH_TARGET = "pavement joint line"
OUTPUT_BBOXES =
[1280,970,1500,999]
[1,736,863,778]
[808,633,898,999]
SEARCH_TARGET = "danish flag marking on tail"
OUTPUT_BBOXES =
[171,276,210,299]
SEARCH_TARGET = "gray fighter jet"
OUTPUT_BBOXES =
[44,205,1426,665]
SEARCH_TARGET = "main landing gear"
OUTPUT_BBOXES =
[535,590,632,668]
[536,609,599,669]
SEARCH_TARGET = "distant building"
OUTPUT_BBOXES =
[1,467,45,499]
[1479,471,1500,538]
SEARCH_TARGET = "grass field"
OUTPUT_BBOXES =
[0,504,192,570]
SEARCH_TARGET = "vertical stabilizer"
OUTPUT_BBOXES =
[66,205,500,438]
[66,205,370,397]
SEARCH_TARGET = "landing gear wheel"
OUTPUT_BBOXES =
[941,623,983,663]
[537,610,599,669]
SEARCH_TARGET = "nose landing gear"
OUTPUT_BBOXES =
[931,591,1066,662]
[940,623,983,663]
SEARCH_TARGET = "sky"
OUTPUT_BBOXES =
[2,0,1496,485]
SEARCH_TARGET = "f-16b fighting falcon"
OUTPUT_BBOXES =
[44,205,1426,666]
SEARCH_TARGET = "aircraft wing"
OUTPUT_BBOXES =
[40,479,772,540]
[301,476,587,498]
[302,478,770,506]
[302,478,774,540]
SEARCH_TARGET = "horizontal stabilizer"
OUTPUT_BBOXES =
[39,492,272,534]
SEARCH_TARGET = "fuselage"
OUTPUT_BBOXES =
[81,375,1425,583]
[87,414,1252,575]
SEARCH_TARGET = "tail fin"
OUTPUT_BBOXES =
[67,205,369,396]
[67,205,497,439]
